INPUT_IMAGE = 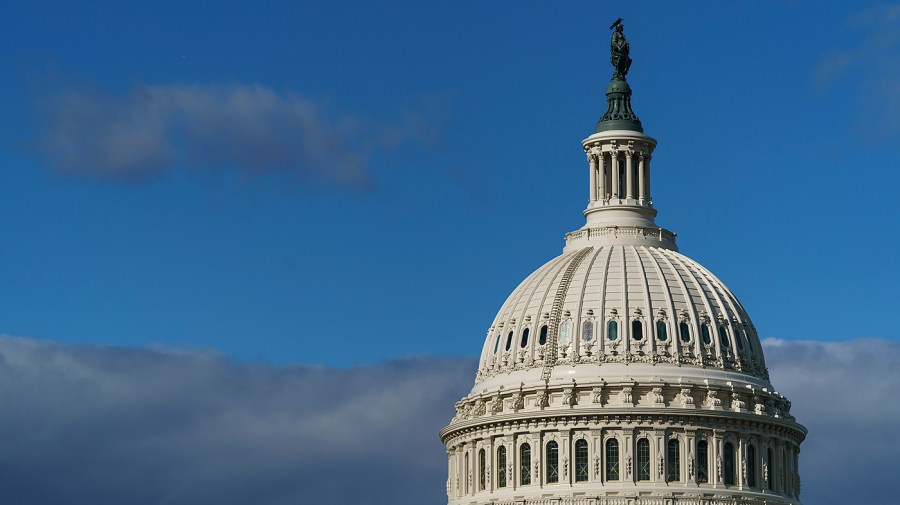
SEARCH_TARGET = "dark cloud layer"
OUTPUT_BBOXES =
[763,338,899,505]
[36,83,433,188]
[0,336,473,505]
[0,336,894,504]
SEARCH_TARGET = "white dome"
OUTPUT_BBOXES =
[475,243,770,393]
[441,44,804,505]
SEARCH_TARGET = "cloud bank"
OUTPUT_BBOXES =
[0,336,893,504]
[36,83,433,188]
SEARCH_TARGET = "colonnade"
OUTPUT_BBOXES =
[587,146,652,204]
[448,428,800,502]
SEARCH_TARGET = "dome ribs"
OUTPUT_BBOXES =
[482,254,567,370]
[639,246,681,357]
[629,245,655,356]
[595,246,616,358]
[541,247,594,382]
[572,247,606,363]
[647,247,703,360]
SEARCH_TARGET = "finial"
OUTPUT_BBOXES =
[609,18,632,79]
[595,18,642,132]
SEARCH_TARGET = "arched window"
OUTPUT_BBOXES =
[559,321,571,346]
[718,325,730,348]
[679,321,691,343]
[697,440,709,483]
[605,439,620,481]
[464,453,470,494]
[494,333,501,354]
[520,328,529,348]
[520,443,532,485]
[497,446,507,488]
[666,438,680,482]
[632,320,643,340]
[656,320,668,341]
[546,441,559,483]
[505,331,513,351]
[637,438,651,481]
[745,328,754,352]
[539,325,548,346]
[724,442,736,485]
[701,324,712,345]
[575,439,589,482]
[479,448,486,490]
[767,448,774,490]
[582,320,594,342]
[607,320,618,341]
[747,445,757,488]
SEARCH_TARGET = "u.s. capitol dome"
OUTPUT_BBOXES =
[440,23,805,505]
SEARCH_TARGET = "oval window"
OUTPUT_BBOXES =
[734,327,744,350]
[656,320,668,341]
[494,333,501,354]
[539,325,548,346]
[679,322,691,343]
[632,320,643,340]
[701,324,712,345]
[520,328,530,348]
[718,325,730,348]
[607,320,618,341]
[582,320,594,342]
[559,321,571,346]
[505,330,514,351]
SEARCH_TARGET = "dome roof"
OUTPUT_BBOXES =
[442,31,804,505]
[474,243,770,392]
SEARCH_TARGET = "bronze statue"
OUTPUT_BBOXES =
[609,18,631,79]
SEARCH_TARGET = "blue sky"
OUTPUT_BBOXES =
[1,1,898,368]
[0,2,898,504]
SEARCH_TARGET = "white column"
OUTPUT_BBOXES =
[611,151,619,198]
[512,435,518,491]
[644,155,651,202]
[625,150,634,199]
[588,152,597,202]
[638,152,646,202]
[488,438,495,492]
[598,153,607,201]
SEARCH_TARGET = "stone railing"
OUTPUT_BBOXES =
[566,225,676,243]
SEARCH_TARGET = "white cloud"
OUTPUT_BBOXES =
[0,335,893,504]
[36,83,436,189]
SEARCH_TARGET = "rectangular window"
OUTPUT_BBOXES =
[667,439,680,482]
[575,440,589,482]
[697,440,709,483]
[637,439,651,481]
[605,440,620,481]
